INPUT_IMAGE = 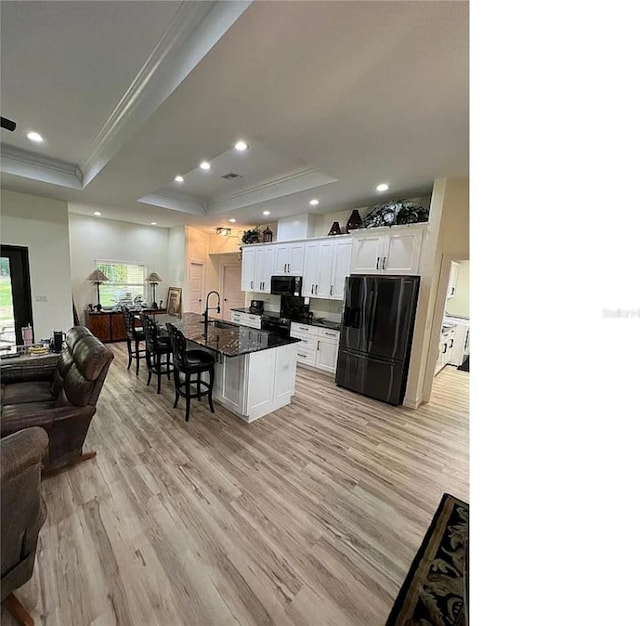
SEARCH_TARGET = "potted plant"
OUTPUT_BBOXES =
[241,227,262,245]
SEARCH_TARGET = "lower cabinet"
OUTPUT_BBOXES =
[290,322,340,375]
[85,309,166,342]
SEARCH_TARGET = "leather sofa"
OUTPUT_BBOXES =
[1,427,48,624]
[1,326,114,472]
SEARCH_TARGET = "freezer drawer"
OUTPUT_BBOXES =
[335,349,407,406]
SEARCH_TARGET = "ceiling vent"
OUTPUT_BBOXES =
[222,172,242,179]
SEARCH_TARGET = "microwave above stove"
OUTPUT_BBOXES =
[271,275,302,297]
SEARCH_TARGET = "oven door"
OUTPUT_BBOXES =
[261,318,290,337]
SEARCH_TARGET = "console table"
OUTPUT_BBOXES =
[85,309,166,343]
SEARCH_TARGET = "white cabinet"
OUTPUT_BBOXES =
[290,322,340,374]
[241,246,273,293]
[350,226,424,275]
[241,246,257,292]
[435,326,455,375]
[447,261,460,299]
[331,238,352,300]
[303,236,352,300]
[274,243,304,275]
[230,311,262,329]
[444,319,469,367]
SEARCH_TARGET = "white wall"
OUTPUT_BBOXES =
[445,260,469,318]
[167,226,186,295]
[1,189,74,339]
[69,214,170,314]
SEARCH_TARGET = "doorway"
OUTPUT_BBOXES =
[187,260,205,313]
[221,263,243,321]
[0,245,34,346]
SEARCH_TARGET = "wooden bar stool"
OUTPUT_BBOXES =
[141,314,173,393]
[166,324,215,422]
[122,306,146,375]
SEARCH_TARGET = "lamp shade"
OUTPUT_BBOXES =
[87,269,108,283]
[146,272,162,283]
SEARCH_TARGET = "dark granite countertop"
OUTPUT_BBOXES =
[153,313,300,358]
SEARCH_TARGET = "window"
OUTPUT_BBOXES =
[95,261,146,308]
[1,245,34,346]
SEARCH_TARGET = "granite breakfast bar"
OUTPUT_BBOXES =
[154,313,300,422]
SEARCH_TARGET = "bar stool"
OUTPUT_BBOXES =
[122,306,146,375]
[166,323,216,422]
[141,314,173,393]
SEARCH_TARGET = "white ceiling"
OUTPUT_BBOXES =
[0,1,469,230]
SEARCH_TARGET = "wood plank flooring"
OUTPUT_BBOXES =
[2,345,468,626]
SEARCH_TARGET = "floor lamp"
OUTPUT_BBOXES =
[87,270,109,311]
[146,272,162,309]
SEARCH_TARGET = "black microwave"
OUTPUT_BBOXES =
[271,275,302,296]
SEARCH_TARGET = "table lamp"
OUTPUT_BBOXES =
[87,270,109,311]
[146,272,162,309]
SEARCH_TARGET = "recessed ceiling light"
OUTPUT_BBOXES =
[263,211,271,216]
[174,175,184,183]
[309,199,319,206]
[150,222,157,225]
[376,183,389,192]
[27,131,44,143]
[93,211,102,216]
[199,161,211,170]
[229,218,237,223]
[234,141,248,151]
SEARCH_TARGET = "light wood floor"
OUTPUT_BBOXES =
[3,345,468,626]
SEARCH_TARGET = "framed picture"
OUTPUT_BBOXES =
[166,286,182,316]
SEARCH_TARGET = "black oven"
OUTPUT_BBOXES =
[270,275,302,296]
[261,316,291,337]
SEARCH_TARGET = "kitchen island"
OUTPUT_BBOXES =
[154,313,300,422]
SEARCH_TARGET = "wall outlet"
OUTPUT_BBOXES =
[35,295,48,302]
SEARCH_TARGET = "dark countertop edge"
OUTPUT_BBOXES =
[187,334,301,358]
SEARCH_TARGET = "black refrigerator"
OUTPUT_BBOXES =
[335,275,420,405]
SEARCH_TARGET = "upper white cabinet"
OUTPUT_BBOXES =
[241,246,274,293]
[274,243,304,275]
[447,261,460,299]
[350,225,425,275]
[303,236,352,300]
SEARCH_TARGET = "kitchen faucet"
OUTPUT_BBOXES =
[203,290,221,341]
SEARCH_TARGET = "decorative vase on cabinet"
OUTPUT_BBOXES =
[328,221,342,236]
[346,209,363,233]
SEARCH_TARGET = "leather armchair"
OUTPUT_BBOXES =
[1,326,114,472]
[1,427,48,626]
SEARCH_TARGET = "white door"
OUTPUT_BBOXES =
[331,238,352,299]
[316,339,338,374]
[187,261,205,313]
[241,247,256,291]
[222,264,243,321]
[447,261,460,298]
[288,243,305,275]
[384,231,422,274]
[315,240,334,298]
[274,245,289,274]
[350,235,387,274]
[302,242,319,297]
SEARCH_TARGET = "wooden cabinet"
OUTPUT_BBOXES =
[290,322,340,374]
[86,313,111,342]
[350,225,425,275]
[85,309,166,343]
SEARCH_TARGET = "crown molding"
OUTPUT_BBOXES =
[138,189,206,216]
[0,144,83,189]
[207,167,338,214]
[81,0,252,186]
